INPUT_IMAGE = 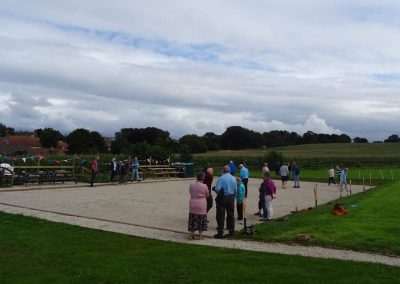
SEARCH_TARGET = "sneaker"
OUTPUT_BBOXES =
[213,234,223,239]
[254,212,261,216]
[259,218,267,221]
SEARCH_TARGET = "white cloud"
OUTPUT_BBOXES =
[0,1,399,140]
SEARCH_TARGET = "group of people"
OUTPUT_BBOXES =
[89,155,140,187]
[109,156,140,184]
[328,165,349,195]
[187,161,276,240]
[271,162,301,189]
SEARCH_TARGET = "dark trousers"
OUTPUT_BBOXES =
[237,201,243,220]
[242,178,248,198]
[328,177,335,185]
[119,174,126,184]
[90,171,96,187]
[110,171,117,182]
[207,195,213,212]
[216,195,235,236]
[258,197,266,218]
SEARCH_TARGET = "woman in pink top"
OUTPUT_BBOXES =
[188,172,210,240]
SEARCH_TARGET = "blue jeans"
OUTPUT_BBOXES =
[294,175,300,187]
[131,168,139,181]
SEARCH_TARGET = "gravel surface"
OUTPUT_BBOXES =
[1,178,398,267]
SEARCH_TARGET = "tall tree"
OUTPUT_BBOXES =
[0,123,7,137]
[203,132,220,151]
[179,134,207,153]
[384,134,400,143]
[35,128,65,148]
[66,128,107,154]
[116,127,171,145]
[220,126,264,150]
[353,137,369,143]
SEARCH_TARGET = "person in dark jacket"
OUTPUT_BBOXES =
[110,157,118,182]
[118,160,127,184]
[203,168,214,212]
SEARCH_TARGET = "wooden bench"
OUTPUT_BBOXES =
[139,165,185,179]
[53,170,77,184]
[16,170,77,187]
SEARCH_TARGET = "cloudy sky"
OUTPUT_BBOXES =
[1,1,400,140]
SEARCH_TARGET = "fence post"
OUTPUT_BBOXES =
[314,184,318,207]
[379,169,384,180]
[369,172,372,190]
[362,177,365,192]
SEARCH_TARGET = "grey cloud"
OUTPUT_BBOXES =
[1,1,400,140]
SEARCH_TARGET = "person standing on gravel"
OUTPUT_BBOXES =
[130,156,140,182]
[279,162,289,189]
[109,158,118,183]
[328,165,335,186]
[203,167,214,212]
[90,155,99,187]
[261,172,276,221]
[214,165,237,239]
[340,168,349,195]
[235,177,245,221]
[239,163,249,197]
[188,172,209,240]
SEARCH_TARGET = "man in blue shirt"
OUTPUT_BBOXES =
[239,163,249,197]
[228,160,236,176]
[130,156,140,182]
[214,165,237,238]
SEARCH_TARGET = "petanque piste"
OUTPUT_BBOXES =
[0,178,364,237]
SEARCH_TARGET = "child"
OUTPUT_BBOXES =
[236,177,245,220]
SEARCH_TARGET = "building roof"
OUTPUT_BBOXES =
[0,135,42,155]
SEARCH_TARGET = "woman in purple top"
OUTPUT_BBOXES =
[263,172,277,221]
[203,168,214,212]
[188,172,210,239]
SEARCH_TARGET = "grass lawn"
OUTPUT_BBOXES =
[195,143,400,159]
[0,212,399,283]
[249,168,400,184]
[242,181,400,255]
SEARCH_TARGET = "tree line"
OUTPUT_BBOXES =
[1,123,399,159]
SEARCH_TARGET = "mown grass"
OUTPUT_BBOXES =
[249,168,400,184]
[0,212,399,283]
[196,143,400,158]
[241,181,400,255]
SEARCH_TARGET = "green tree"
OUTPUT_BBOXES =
[179,144,192,162]
[116,127,171,145]
[0,123,7,137]
[384,134,400,143]
[179,134,207,153]
[66,128,107,154]
[203,132,220,151]
[220,126,264,150]
[353,137,369,143]
[35,128,65,148]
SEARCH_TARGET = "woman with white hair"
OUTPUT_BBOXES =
[188,172,210,240]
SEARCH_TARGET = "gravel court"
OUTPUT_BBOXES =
[2,179,399,268]
[0,178,364,237]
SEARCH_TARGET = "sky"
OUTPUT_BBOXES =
[1,1,400,141]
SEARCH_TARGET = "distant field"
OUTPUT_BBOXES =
[193,143,400,170]
[195,143,400,158]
